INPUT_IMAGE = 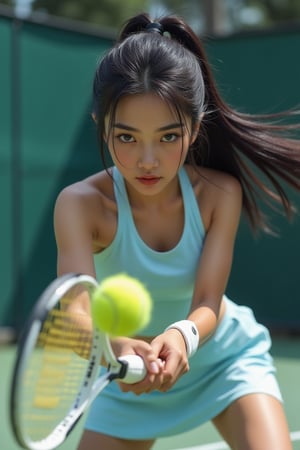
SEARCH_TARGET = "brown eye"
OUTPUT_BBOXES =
[161,133,179,143]
[117,134,135,143]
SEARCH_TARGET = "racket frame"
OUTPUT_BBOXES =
[10,273,144,450]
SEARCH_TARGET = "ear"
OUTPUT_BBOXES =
[191,112,205,145]
[92,113,108,143]
[190,117,202,145]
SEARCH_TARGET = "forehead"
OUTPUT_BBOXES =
[110,93,189,128]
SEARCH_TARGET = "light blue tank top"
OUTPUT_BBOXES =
[94,166,205,335]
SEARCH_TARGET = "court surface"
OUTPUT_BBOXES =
[1,336,299,450]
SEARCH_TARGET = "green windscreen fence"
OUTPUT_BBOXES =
[1,11,300,332]
[0,16,13,331]
[0,12,114,330]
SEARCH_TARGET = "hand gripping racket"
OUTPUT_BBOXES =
[10,273,146,450]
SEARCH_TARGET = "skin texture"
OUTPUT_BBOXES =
[54,93,292,450]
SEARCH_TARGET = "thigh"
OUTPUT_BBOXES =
[77,429,155,450]
[212,394,292,450]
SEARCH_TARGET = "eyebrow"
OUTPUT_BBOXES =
[113,122,184,132]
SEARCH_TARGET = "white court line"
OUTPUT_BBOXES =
[175,443,228,450]
[291,431,300,441]
[174,430,300,450]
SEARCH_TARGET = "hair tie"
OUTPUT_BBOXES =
[145,22,164,35]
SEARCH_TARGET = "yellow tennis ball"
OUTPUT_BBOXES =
[91,274,152,337]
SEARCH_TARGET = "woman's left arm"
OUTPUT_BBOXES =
[151,173,243,391]
[188,173,243,340]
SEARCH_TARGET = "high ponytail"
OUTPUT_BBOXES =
[119,13,152,39]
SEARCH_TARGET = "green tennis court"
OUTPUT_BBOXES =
[1,336,299,450]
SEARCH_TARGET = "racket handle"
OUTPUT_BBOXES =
[118,354,147,384]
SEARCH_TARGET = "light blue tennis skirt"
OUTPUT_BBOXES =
[84,298,282,439]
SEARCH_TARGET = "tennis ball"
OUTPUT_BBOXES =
[91,274,152,337]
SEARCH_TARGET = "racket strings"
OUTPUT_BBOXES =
[19,293,94,440]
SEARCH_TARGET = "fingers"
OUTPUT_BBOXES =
[119,330,190,394]
[118,359,164,395]
[128,340,163,375]
[116,338,164,394]
[151,329,190,391]
[157,350,189,392]
[119,353,188,394]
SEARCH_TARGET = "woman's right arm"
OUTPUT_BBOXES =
[54,183,163,388]
[54,184,97,281]
[53,183,97,350]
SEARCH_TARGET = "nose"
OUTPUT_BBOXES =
[137,145,159,170]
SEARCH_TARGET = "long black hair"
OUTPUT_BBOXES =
[92,12,300,233]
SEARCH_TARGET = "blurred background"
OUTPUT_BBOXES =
[1,0,300,340]
[2,0,300,34]
[1,2,300,449]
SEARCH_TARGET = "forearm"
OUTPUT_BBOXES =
[187,302,221,345]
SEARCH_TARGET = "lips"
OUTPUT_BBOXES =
[136,176,161,186]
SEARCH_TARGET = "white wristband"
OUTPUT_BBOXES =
[165,320,199,358]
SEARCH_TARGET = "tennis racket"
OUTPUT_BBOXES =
[10,273,147,450]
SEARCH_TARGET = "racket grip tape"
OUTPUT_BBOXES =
[117,355,147,384]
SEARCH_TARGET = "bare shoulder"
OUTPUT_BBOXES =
[54,169,117,251]
[55,169,115,214]
[184,164,242,230]
[185,164,242,200]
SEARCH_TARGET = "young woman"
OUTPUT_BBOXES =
[54,13,300,450]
